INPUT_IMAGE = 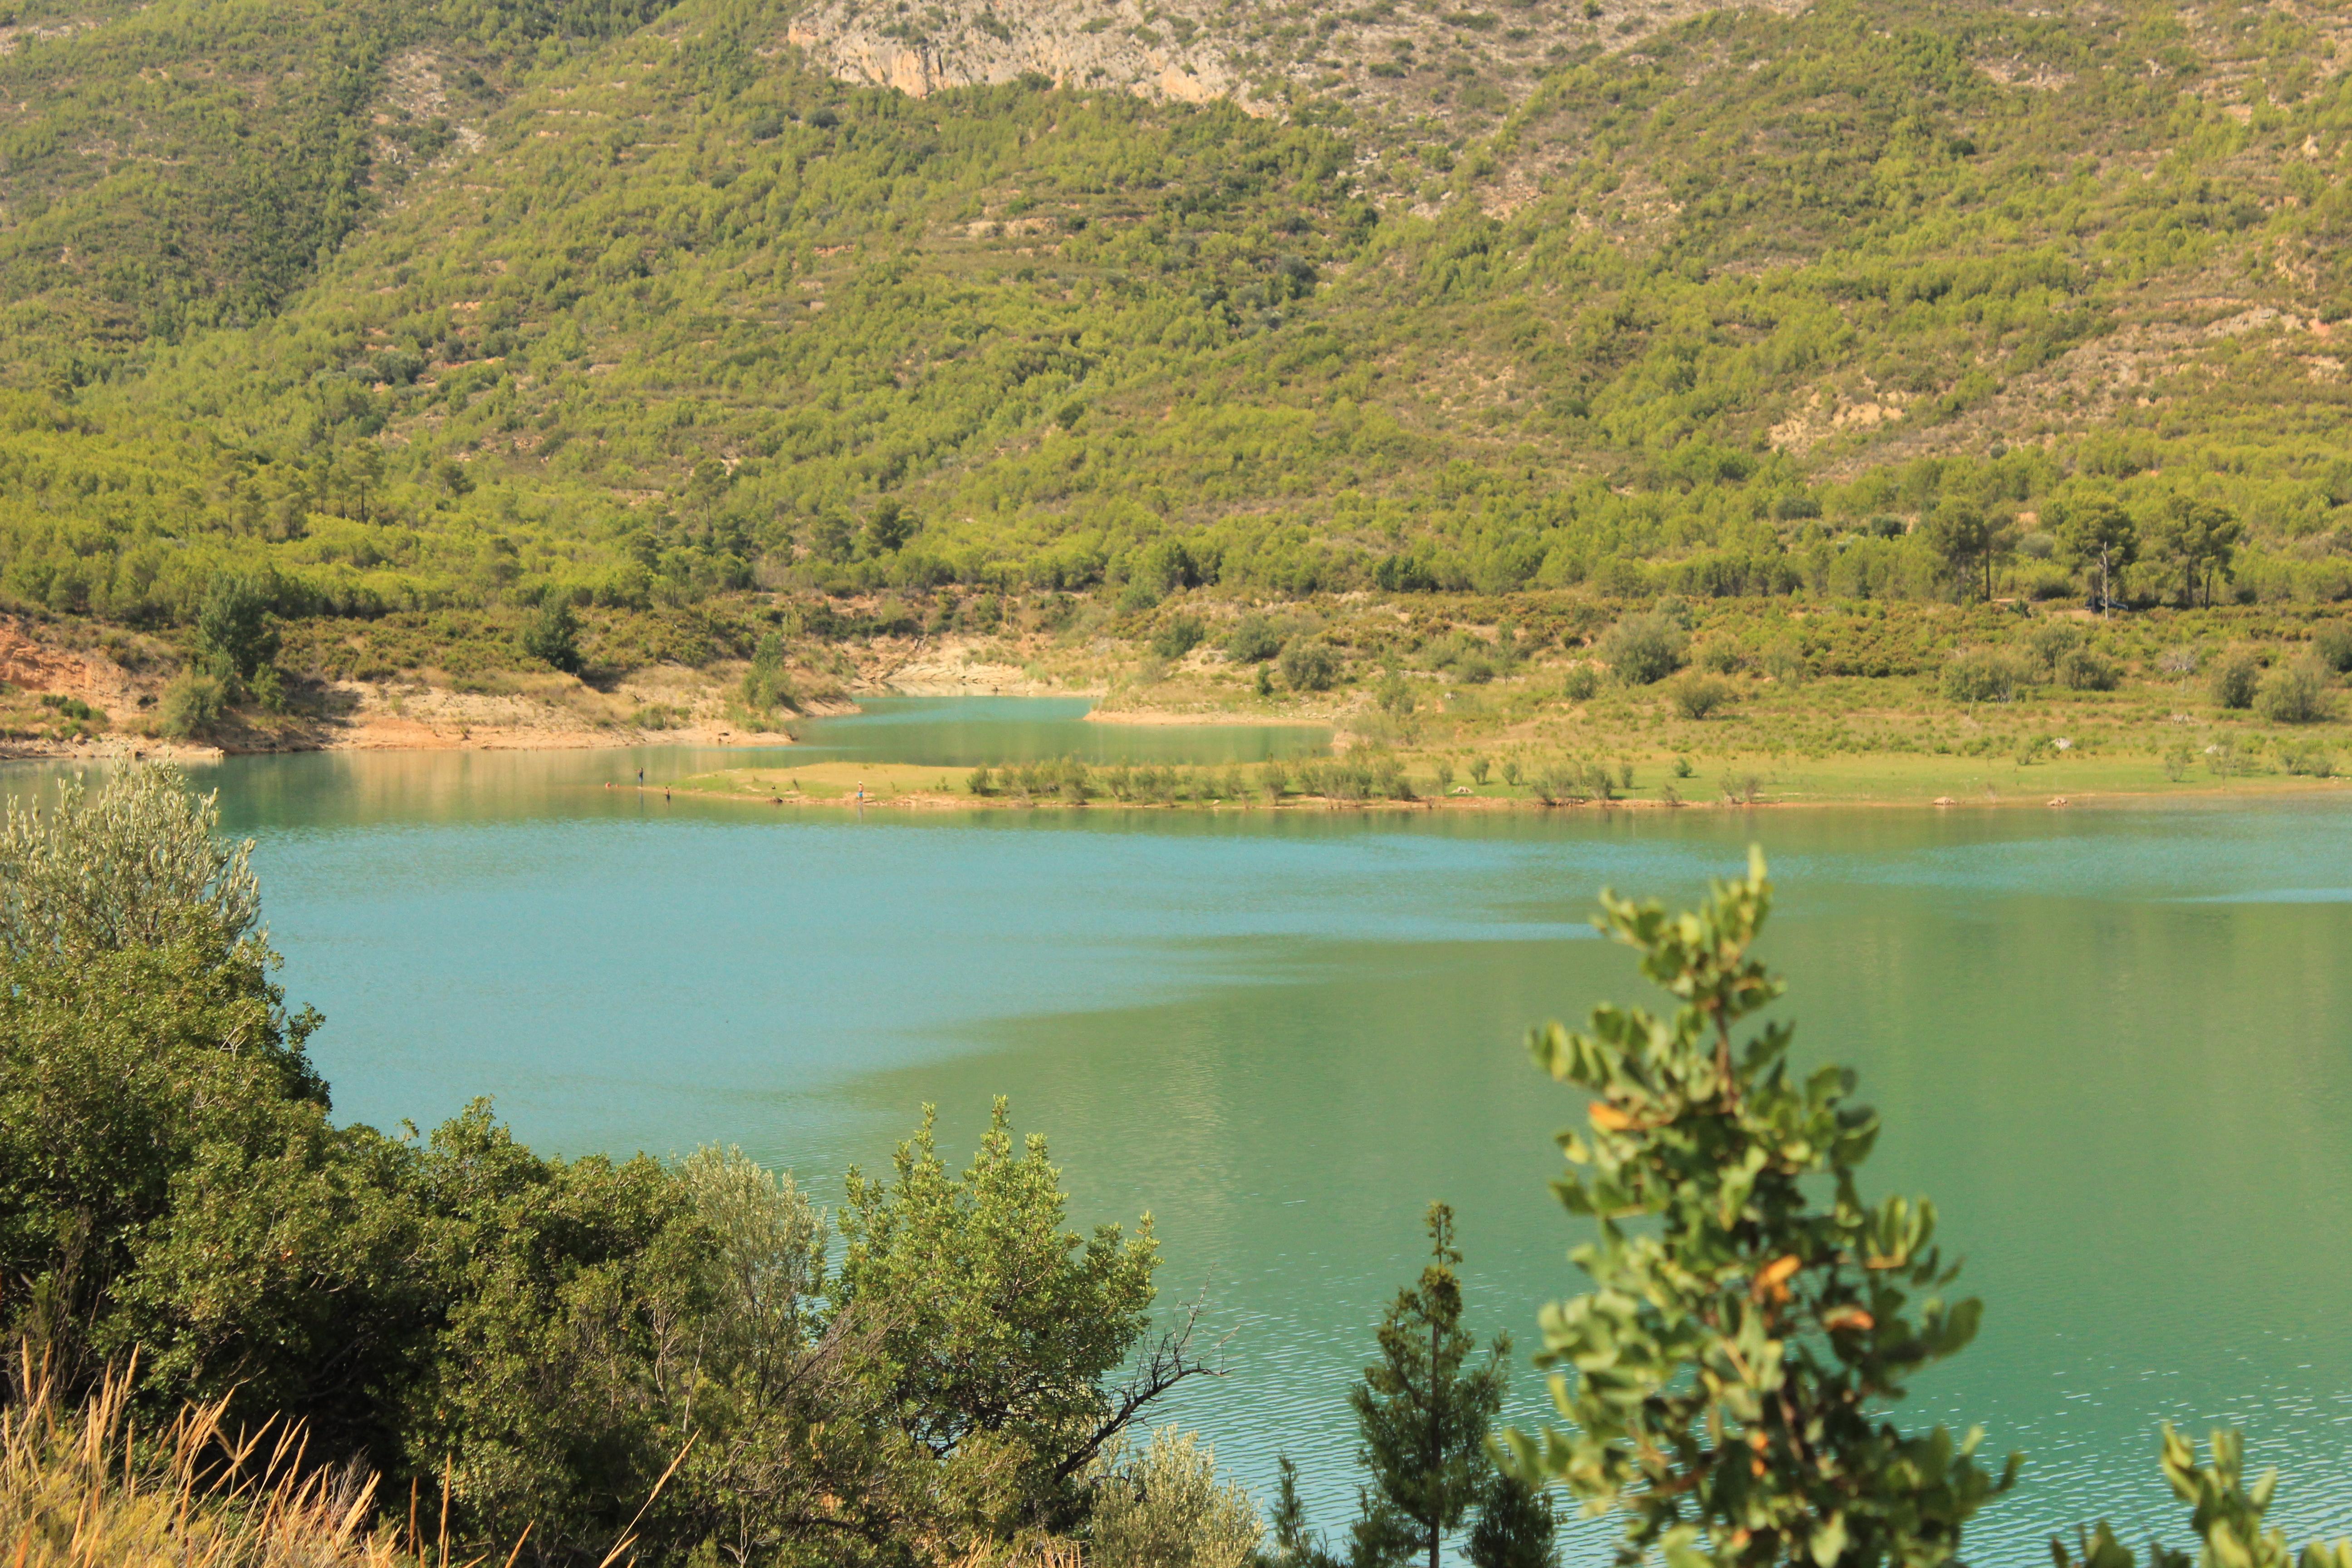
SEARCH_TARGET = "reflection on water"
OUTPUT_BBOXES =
[5,705,2349,1563]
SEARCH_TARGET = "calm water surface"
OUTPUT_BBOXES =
[14,700,2351,1563]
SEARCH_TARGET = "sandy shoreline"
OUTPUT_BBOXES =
[0,711,804,763]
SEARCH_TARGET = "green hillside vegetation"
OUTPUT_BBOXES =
[2,0,2351,755]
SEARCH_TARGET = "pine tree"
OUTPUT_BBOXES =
[1259,1456,1344,1568]
[1465,1473,1559,1568]
[1348,1202,1508,1568]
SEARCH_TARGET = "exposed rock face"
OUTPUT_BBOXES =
[786,8,1250,108]
[777,0,1805,138]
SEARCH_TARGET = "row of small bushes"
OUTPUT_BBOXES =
[1944,619,2352,719]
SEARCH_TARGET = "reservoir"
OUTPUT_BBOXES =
[17,698,2350,1561]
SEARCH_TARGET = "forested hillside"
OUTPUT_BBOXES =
[1,0,2349,725]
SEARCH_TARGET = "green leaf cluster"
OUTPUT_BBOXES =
[1500,849,2019,1568]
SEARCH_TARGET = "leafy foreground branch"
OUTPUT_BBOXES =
[1499,851,2351,1568]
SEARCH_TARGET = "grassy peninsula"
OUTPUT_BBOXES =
[652,593,2352,811]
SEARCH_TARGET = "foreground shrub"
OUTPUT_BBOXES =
[1502,855,2352,1568]
[838,1101,1208,1536]
[2255,660,2336,724]
[1089,1429,1261,1568]
[2053,1426,2352,1568]
[1,765,1216,1568]
[0,765,264,970]
[1597,613,1686,686]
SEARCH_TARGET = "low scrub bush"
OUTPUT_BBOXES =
[1695,640,1746,675]
[1529,758,1617,805]
[519,599,582,673]
[1152,615,1206,661]
[2211,653,2262,709]
[1598,613,1686,686]
[157,672,225,739]
[2255,660,2336,724]
[2280,739,2336,777]
[2313,622,2352,673]
[36,694,101,722]
[740,631,797,713]
[2022,564,2075,601]
[1529,760,1585,805]
[1762,640,1807,684]
[1941,648,2026,704]
[1374,672,1416,716]
[2022,620,2085,676]
[1670,675,1732,720]
[1280,642,1340,692]
[1720,771,1765,804]
[2055,647,2120,691]
[1225,613,1284,663]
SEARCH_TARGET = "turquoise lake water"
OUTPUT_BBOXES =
[12,698,2350,1562]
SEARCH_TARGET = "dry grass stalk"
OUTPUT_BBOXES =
[946,1541,1082,1568]
[1,1348,406,1568]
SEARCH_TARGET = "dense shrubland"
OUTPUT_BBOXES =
[0,767,1237,1565]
